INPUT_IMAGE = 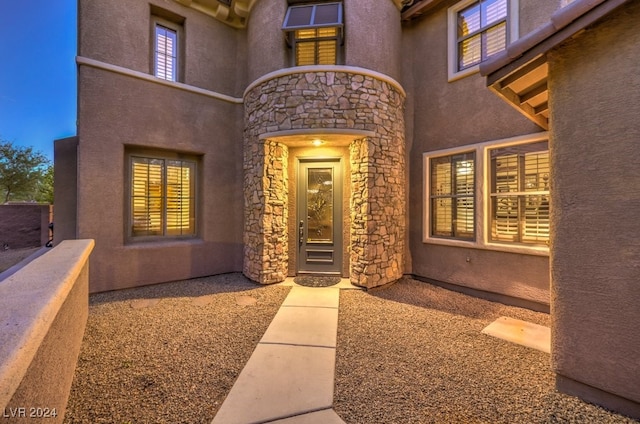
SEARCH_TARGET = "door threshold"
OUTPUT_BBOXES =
[296,271,342,277]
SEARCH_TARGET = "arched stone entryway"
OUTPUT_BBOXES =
[243,67,406,289]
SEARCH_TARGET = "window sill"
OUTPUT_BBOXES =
[124,237,204,249]
[448,64,480,82]
[423,237,549,257]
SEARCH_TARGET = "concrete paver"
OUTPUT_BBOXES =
[281,286,340,308]
[260,306,338,348]
[482,316,551,353]
[268,408,346,423]
[212,286,346,424]
[211,344,335,424]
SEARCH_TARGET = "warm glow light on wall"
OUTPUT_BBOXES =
[312,139,325,146]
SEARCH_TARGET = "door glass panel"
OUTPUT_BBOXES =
[307,167,333,243]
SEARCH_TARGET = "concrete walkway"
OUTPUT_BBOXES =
[212,279,356,424]
[211,278,551,423]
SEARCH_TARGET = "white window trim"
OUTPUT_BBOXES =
[423,132,549,256]
[447,0,519,82]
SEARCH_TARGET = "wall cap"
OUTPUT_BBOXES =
[0,239,95,410]
[244,65,407,99]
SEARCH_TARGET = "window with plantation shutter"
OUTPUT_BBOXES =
[448,0,517,81]
[131,156,196,238]
[490,141,549,246]
[283,2,343,66]
[424,133,549,254]
[154,24,178,81]
[430,152,475,240]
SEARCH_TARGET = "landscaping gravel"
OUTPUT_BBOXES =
[64,274,637,423]
[334,277,637,423]
[0,247,40,273]
[63,273,290,424]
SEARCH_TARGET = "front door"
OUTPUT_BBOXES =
[297,159,342,274]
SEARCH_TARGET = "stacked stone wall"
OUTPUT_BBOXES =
[244,69,405,287]
[243,140,289,283]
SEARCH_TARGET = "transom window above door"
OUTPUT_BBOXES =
[282,2,344,66]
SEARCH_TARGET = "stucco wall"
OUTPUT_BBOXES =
[519,0,564,35]
[246,0,289,82]
[402,3,549,304]
[549,1,640,414]
[246,0,402,83]
[344,0,402,81]
[76,0,245,292]
[0,205,51,250]
[0,240,93,424]
[402,3,550,305]
[53,137,78,245]
[77,66,244,292]
[79,0,245,97]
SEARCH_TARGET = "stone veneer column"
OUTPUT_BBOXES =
[350,134,405,288]
[243,139,289,284]
[244,69,405,287]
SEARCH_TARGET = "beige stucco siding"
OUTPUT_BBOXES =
[77,67,244,293]
[344,0,402,81]
[246,0,402,83]
[549,1,640,407]
[79,0,245,97]
[402,3,550,305]
[519,0,564,35]
[246,0,289,82]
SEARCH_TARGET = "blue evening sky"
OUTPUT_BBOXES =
[0,1,77,161]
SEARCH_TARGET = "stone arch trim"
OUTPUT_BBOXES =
[243,69,406,288]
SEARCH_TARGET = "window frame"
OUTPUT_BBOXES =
[447,0,519,82]
[292,27,341,66]
[423,132,549,256]
[489,141,550,246]
[151,14,184,83]
[126,151,198,242]
[282,2,344,67]
[428,151,477,241]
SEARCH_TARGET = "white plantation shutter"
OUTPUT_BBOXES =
[490,142,550,246]
[430,153,475,239]
[132,158,164,236]
[155,25,177,81]
[131,157,195,237]
[457,0,508,70]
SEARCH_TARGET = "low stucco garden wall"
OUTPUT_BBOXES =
[0,240,93,423]
[0,204,52,250]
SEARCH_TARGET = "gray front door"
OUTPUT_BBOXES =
[297,159,342,274]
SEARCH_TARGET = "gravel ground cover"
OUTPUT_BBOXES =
[0,247,40,273]
[334,277,637,423]
[63,273,290,424]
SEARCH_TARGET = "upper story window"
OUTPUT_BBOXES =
[282,2,344,66]
[130,154,197,239]
[154,24,178,81]
[448,0,518,81]
[151,6,184,82]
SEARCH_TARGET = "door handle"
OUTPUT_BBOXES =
[299,220,304,245]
